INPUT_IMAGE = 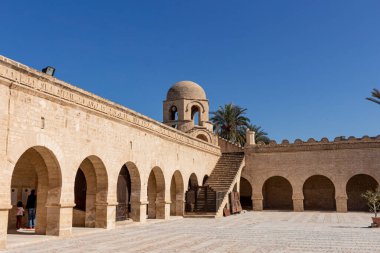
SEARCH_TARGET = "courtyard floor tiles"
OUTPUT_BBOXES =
[5,211,380,253]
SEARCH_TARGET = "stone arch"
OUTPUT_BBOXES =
[191,105,201,126]
[169,105,178,121]
[303,175,335,211]
[8,146,62,236]
[188,173,198,190]
[196,134,209,142]
[262,176,293,210]
[185,101,206,114]
[202,175,209,186]
[346,174,378,211]
[170,170,184,216]
[240,177,252,210]
[116,162,141,221]
[147,166,166,219]
[73,156,108,228]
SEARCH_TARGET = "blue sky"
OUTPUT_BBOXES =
[2,0,380,142]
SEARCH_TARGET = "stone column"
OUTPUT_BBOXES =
[175,199,184,216]
[130,201,148,223]
[95,203,109,228]
[336,196,348,213]
[45,203,74,237]
[292,199,304,212]
[0,207,10,250]
[252,197,263,211]
[156,201,170,219]
[292,192,304,212]
[105,203,117,230]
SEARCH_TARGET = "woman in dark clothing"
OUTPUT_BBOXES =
[26,190,37,229]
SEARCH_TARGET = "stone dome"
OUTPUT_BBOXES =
[166,81,206,100]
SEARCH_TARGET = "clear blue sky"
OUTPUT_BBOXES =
[2,0,380,142]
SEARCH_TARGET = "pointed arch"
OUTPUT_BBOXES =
[170,170,184,216]
[9,146,62,235]
[262,176,293,210]
[73,156,108,228]
[303,175,335,211]
[147,166,166,219]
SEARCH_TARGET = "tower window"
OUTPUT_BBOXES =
[191,106,200,126]
[170,106,178,121]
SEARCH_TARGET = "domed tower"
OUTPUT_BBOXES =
[163,81,216,144]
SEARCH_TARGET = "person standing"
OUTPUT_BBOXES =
[16,201,24,230]
[26,189,37,229]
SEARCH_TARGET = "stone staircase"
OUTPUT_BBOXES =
[185,152,245,217]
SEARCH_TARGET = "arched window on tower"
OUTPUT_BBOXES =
[170,106,178,128]
[170,106,178,121]
[191,106,200,126]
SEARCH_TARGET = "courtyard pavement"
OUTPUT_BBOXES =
[5,211,380,253]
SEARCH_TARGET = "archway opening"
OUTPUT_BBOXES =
[73,156,108,228]
[202,175,209,186]
[240,177,252,210]
[196,134,208,142]
[147,167,165,219]
[169,105,178,121]
[303,175,335,211]
[188,173,198,190]
[116,165,131,221]
[170,171,184,216]
[262,176,293,210]
[191,106,200,126]
[116,162,141,221]
[346,174,378,211]
[8,147,62,236]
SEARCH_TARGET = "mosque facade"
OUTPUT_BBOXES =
[0,55,379,249]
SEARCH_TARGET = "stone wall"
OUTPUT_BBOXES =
[0,56,221,248]
[243,136,380,212]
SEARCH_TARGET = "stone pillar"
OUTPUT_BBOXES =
[44,204,74,237]
[175,199,184,216]
[0,207,10,250]
[336,196,348,213]
[292,192,304,212]
[245,130,256,146]
[130,201,147,223]
[156,201,170,219]
[252,197,263,211]
[292,199,304,212]
[95,203,109,228]
[105,203,117,230]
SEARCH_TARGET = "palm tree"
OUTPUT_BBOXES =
[247,124,270,144]
[210,103,250,146]
[367,88,380,105]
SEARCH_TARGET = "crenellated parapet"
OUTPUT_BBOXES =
[246,135,380,153]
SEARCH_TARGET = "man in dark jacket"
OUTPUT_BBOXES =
[26,189,37,229]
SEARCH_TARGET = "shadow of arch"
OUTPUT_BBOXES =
[262,176,293,210]
[188,173,198,190]
[196,134,209,142]
[240,177,252,210]
[73,156,108,228]
[303,175,335,211]
[147,166,166,219]
[116,161,141,221]
[202,175,209,186]
[170,170,184,216]
[346,174,378,211]
[9,146,62,236]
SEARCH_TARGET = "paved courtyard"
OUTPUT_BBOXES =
[5,211,380,253]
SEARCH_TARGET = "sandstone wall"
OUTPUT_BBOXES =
[243,137,380,212]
